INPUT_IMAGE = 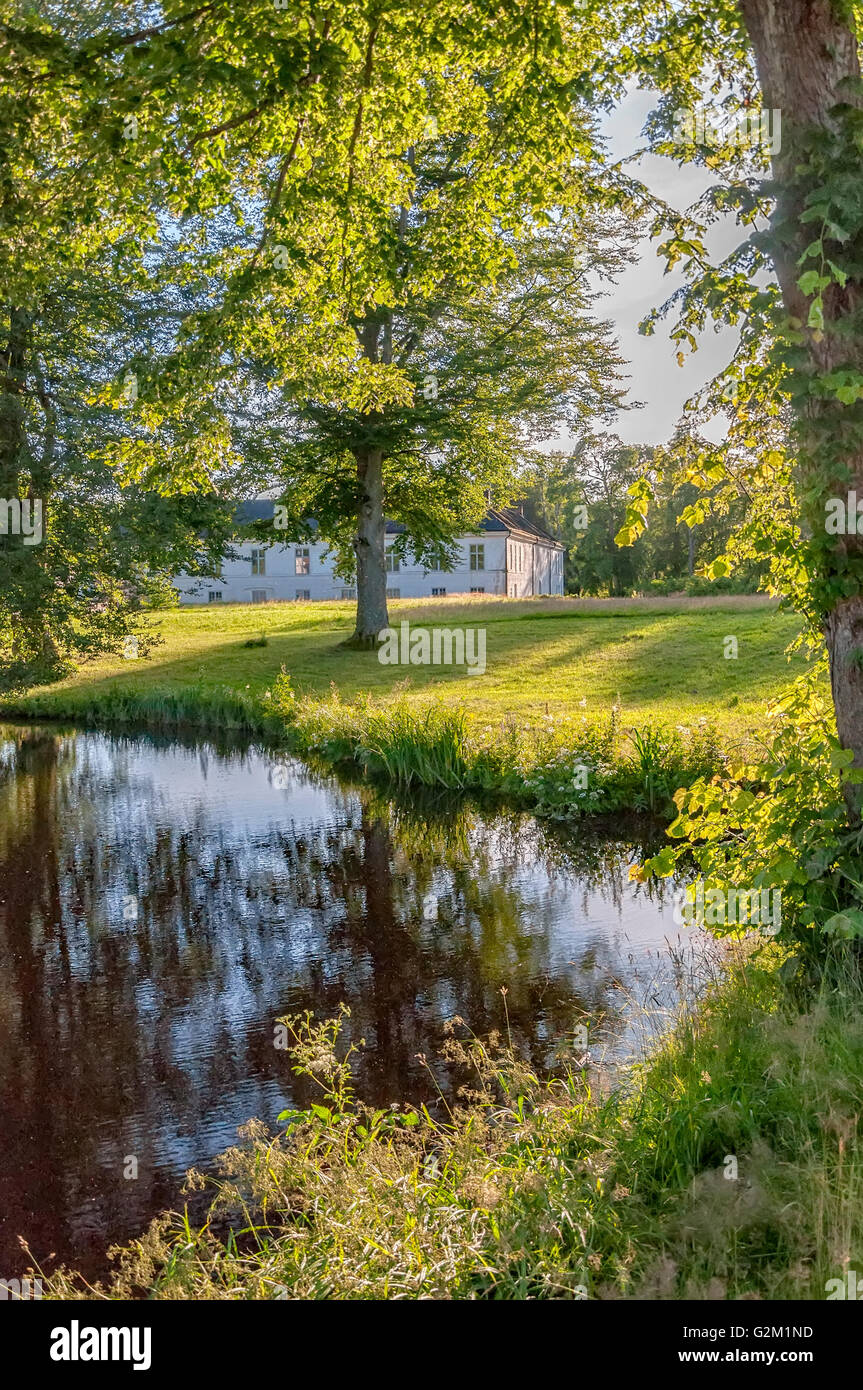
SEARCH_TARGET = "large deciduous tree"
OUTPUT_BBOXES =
[87,2,640,644]
[232,209,633,642]
[585,0,863,815]
[0,2,243,684]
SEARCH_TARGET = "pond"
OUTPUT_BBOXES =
[0,723,712,1280]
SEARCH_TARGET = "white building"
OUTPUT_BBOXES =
[172,503,565,605]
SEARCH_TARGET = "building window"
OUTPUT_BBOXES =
[469,543,484,571]
[295,547,310,575]
[251,589,268,603]
[431,587,446,597]
[386,587,401,599]
[295,589,310,601]
[208,590,222,603]
[470,586,485,594]
[251,547,267,576]
[386,548,400,573]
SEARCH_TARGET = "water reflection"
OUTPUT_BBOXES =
[0,724,706,1277]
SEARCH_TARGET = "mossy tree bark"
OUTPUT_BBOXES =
[741,0,863,815]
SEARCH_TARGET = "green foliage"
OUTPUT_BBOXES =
[636,672,863,944]
[526,435,757,597]
[236,214,633,588]
[0,3,248,685]
[269,668,722,817]
[2,1,642,648]
[594,2,863,944]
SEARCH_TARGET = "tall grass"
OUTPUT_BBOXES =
[37,943,863,1301]
[359,701,471,788]
[0,682,281,735]
[272,673,724,817]
[1,668,725,817]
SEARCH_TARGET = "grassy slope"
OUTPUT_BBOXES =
[2,595,803,744]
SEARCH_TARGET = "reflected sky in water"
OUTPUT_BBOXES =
[0,724,710,1277]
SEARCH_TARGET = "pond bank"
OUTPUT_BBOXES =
[40,942,863,1301]
[0,671,726,819]
[0,722,705,1282]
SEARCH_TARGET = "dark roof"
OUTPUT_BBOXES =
[235,500,277,524]
[235,501,561,546]
[235,500,319,532]
[482,506,563,546]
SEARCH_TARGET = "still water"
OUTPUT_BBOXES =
[0,723,710,1278]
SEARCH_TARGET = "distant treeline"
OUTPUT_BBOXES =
[523,437,762,598]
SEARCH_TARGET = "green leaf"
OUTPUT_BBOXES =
[797,269,823,296]
[647,846,677,878]
[827,259,848,287]
[822,908,863,939]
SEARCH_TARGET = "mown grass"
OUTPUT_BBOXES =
[39,944,863,1300]
[0,596,810,816]
[0,594,804,743]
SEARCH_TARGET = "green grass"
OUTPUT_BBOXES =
[1,594,804,745]
[10,594,855,1301]
[39,944,863,1301]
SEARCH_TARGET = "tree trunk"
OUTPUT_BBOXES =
[0,307,39,667]
[740,0,863,814]
[346,446,389,647]
[344,313,390,649]
[0,307,29,500]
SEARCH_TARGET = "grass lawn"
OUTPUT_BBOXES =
[3,593,807,746]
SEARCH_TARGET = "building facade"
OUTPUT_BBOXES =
[172,505,565,605]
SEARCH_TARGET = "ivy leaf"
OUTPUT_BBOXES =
[797,269,824,296]
[827,259,848,287]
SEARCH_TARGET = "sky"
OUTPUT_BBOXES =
[557,85,762,450]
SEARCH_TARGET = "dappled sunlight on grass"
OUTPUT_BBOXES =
[3,595,807,743]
